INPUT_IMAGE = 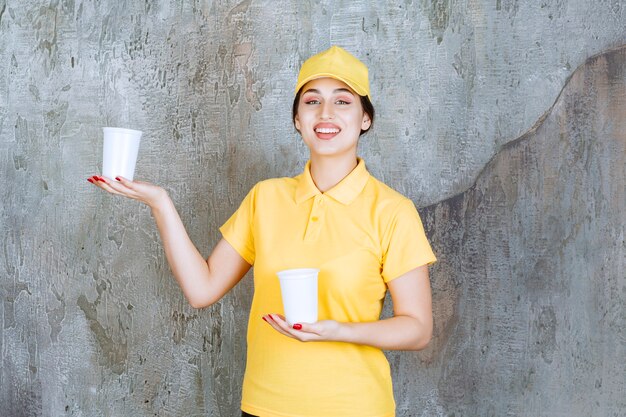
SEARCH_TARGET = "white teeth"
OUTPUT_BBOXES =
[315,128,340,134]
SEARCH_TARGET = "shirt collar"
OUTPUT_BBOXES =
[295,158,370,205]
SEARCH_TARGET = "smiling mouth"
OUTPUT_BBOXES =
[315,127,340,134]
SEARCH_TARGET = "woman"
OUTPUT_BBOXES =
[89,46,436,417]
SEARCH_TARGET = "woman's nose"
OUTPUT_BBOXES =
[320,102,334,119]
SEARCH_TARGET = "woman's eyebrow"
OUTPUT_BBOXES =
[302,88,354,95]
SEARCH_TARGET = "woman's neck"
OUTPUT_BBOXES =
[309,154,358,193]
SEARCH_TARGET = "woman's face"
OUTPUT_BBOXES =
[294,77,371,159]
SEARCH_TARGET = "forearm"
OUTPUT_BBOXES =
[338,315,432,351]
[91,177,241,308]
[264,268,434,349]
[150,194,212,307]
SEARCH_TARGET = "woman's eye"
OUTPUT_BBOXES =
[336,99,351,105]
[305,99,320,105]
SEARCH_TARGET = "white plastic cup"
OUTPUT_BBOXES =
[102,127,142,181]
[276,268,319,325]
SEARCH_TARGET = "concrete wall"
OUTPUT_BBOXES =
[0,1,624,415]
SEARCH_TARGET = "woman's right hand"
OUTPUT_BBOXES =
[87,175,168,209]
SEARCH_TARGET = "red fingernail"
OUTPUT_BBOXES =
[293,324,302,330]
[87,178,94,183]
[115,177,121,181]
[97,176,106,182]
[262,316,267,322]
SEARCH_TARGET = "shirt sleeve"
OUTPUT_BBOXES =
[219,184,258,265]
[381,198,437,283]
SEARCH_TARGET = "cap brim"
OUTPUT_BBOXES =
[295,73,369,98]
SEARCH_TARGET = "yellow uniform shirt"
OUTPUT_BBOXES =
[220,159,436,417]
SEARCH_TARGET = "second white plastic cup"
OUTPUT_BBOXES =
[102,127,143,181]
[276,268,319,325]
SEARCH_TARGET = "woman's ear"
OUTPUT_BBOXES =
[294,115,301,131]
[361,116,371,131]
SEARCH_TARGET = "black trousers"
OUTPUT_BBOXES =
[241,412,258,417]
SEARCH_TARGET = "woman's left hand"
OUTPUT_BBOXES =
[262,314,343,342]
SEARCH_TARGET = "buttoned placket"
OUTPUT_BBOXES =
[303,194,326,242]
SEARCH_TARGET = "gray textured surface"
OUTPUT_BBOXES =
[0,1,625,416]
[390,46,626,417]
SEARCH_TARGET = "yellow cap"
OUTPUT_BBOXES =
[295,46,370,98]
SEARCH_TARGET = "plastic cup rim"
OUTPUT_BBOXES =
[103,127,143,135]
[276,268,319,280]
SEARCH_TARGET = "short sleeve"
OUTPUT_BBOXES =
[381,198,437,282]
[219,184,257,265]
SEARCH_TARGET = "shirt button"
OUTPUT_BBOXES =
[311,216,319,222]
